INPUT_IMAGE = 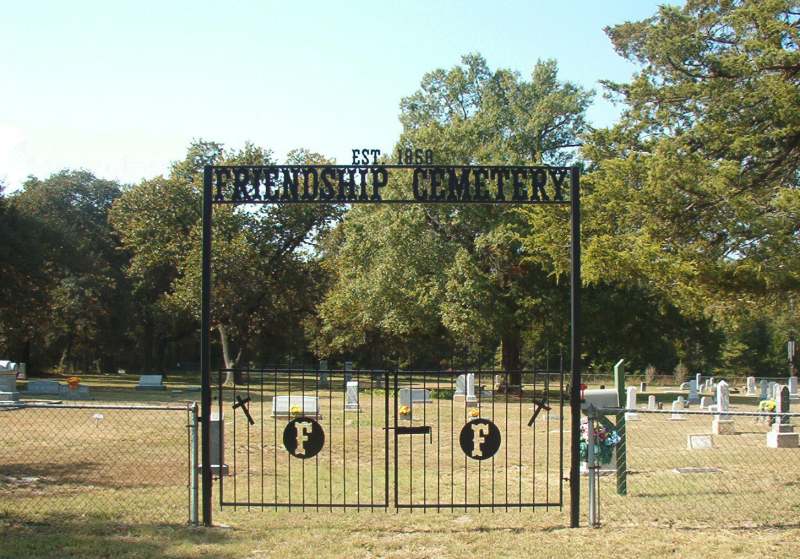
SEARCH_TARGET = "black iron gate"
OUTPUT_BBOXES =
[201,162,582,525]
[217,367,564,511]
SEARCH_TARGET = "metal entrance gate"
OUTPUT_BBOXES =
[217,367,564,511]
[201,162,582,525]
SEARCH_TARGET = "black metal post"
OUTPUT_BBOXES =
[569,166,581,528]
[201,166,213,526]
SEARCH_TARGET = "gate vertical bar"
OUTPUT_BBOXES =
[201,165,213,526]
[569,166,581,528]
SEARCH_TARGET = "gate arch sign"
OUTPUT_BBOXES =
[199,156,582,527]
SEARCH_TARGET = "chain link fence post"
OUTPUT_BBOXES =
[190,401,199,526]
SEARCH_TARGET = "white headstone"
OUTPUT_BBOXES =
[454,374,466,396]
[625,386,639,420]
[670,400,686,420]
[345,381,360,411]
[746,376,756,396]
[465,373,477,403]
[676,395,686,408]
[712,380,735,435]
[769,382,779,401]
[700,396,712,409]
[695,373,702,390]
[788,376,798,396]
[687,434,714,450]
[271,395,320,418]
[647,395,657,410]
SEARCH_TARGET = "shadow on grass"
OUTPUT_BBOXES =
[0,511,236,559]
[1,461,181,490]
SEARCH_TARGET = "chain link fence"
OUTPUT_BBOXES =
[0,402,197,524]
[582,408,800,528]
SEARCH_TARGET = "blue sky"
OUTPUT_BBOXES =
[0,0,677,190]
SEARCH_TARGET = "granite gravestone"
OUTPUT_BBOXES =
[766,385,799,448]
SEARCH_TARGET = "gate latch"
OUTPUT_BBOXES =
[385,425,432,443]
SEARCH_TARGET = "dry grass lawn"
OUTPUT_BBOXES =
[2,374,799,558]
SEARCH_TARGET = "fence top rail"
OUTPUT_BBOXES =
[0,402,195,412]
[217,367,563,374]
[592,406,800,418]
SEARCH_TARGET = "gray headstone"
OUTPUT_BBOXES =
[27,379,61,395]
[209,411,229,476]
[0,362,19,401]
[788,376,798,396]
[776,385,791,425]
[717,380,731,420]
[399,388,432,407]
[344,361,353,383]
[700,396,712,409]
[688,380,700,404]
[759,379,768,400]
[136,374,165,390]
[61,384,90,399]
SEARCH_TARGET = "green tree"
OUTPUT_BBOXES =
[578,0,800,373]
[111,142,340,379]
[585,0,800,311]
[318,55,593,384]
[8,171,126,372]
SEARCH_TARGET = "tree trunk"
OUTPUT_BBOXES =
[501,330,522,390]
[143,317,154,371]
[218,324,243,386]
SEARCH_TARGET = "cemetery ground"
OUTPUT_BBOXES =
[2,374,799,558]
